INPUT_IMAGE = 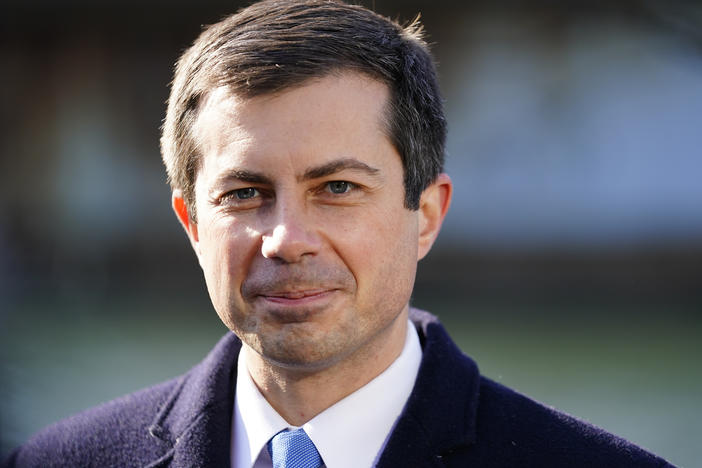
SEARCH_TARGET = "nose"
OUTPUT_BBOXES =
[260,209,321,263]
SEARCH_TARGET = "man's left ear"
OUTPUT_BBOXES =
[417,173,452,260]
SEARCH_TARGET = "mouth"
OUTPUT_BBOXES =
[255,288,340,323]
[260,289,336,304]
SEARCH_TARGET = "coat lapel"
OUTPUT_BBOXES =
[376,309,481,467]
[145,332,242,468]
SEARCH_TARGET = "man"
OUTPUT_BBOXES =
[4,1,672,467]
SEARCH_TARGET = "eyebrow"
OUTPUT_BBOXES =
[214,170,272,186]
[299,158,380,181]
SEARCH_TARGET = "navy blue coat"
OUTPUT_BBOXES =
[4,309,673,467]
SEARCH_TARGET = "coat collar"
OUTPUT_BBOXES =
[376,308,481,467]
[146,331,242,467]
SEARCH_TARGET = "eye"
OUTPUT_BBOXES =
[232,187,259,199]
[326,181,353,194]
[219,187,261,205]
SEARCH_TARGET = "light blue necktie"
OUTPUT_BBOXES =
[267,428,323,468]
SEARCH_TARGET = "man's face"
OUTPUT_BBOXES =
[182,72,433,370]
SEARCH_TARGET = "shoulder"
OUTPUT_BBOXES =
[3,377,181,468]
[407,309,673,467]
[467,376,672,467]
[4,331,242,468]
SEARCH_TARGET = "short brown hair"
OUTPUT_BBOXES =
[161,0,446,219]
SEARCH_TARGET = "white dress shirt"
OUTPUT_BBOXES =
[231,320,422,468]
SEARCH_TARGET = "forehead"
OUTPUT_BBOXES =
[191,73,395,176]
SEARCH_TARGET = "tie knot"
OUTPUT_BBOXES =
[267,428,323,468]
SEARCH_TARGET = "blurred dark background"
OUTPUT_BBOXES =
[1,1,700,465]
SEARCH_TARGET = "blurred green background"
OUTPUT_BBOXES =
[1,1,700,466]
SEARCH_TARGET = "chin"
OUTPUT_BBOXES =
[256,328,359,372]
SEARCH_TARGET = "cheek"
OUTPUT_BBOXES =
[199,220,261,293]
[376,213,418,285]
[336,207,418,298]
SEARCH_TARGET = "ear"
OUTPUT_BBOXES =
[172,190,201,258]
[417,173,452,260]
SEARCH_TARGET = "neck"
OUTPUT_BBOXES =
[244,310,408,426]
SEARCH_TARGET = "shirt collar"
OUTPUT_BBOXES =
[232,346,289,468]
[232,320,422,468]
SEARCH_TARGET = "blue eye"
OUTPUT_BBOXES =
[327,181,351,194]
[234,187,258,199]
